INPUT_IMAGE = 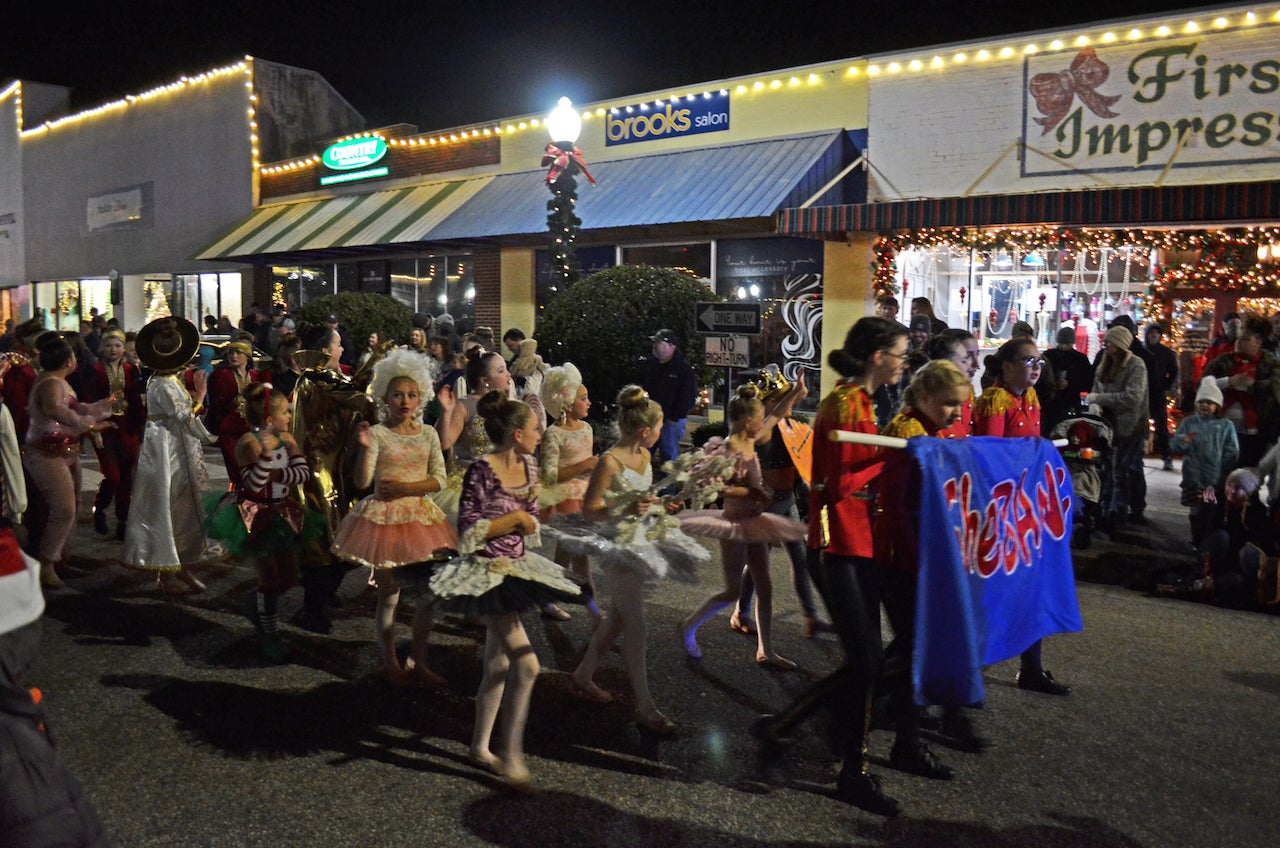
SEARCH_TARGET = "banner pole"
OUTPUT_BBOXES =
[827,431,1067,449]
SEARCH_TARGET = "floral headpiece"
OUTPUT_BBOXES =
[540,361,583,421]
[368,348,439,422]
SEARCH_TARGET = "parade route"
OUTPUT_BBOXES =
[23,450,1280,847]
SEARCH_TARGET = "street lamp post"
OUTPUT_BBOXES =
[542,97,596,286]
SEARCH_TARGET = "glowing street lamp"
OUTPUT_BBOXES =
[541,97,596,285]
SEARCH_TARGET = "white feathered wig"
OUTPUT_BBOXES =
[368,348,439,422]
[540,361,583,422]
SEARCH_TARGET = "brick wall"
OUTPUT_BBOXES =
[472,246,502,330]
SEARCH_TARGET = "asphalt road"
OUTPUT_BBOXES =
[21,452,1280,847]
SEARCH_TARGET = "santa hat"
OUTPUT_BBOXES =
[0,527,43,640]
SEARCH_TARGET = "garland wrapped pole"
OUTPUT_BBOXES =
[542,97,596,286]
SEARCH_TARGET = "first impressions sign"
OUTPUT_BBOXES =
[1022,22,1280,175]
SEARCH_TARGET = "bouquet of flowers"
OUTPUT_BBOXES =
[601,444,737,543]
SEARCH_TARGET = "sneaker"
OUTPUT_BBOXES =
[889,739,954,780]
[833,771,900,816]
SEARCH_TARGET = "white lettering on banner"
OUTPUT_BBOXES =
[705,335,751,368]
[1023,25,1280,174]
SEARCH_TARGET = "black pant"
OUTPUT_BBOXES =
[770,552,883,774]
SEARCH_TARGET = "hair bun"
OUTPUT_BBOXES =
[476,389,511,420]
[616,384,649,410]
[734,383,760,400]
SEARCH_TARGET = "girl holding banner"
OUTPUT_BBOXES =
[973,338,1071,696]
[754,316,908,817]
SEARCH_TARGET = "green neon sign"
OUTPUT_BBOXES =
[322,137,388,171]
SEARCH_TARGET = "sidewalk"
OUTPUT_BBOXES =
[1071,455,1196,588]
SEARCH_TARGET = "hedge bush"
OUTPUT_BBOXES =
[294,293,413,351]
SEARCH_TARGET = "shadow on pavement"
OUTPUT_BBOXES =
[463,792,1145,847]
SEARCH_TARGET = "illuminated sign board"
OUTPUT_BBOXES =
[320,137,390,186]
[605,91,730,146]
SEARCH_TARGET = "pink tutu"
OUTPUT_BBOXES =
[679,510,806,544]
[332,494,458,569]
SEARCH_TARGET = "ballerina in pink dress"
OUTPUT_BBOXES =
[331,350,457,685]
[679,381,807,669]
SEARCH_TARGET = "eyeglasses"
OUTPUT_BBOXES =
[1021,356,1047,367]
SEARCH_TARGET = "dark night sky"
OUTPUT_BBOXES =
[4,0,1205,131]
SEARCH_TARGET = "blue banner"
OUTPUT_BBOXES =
[605,92,730,147]
[908,436,1082,706]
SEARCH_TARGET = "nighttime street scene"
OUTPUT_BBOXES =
[1,1,1279,845]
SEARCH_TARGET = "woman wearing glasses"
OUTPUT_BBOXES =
[973,337,1071,696]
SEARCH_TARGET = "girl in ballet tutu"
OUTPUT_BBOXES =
[426,391,588,789]
[563,385,710,735]
[679,382,808,669]
[205,383,319,664]
[331,349,457,686]
[538,362,600,622]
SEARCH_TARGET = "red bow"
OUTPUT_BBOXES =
[542,142,596,187]
[1028,48,1121,135]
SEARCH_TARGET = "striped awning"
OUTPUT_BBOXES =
[195,176,493,261]
[776,180,1280,234]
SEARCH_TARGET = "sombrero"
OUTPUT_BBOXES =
[136,316,200,372]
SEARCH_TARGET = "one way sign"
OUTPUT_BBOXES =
[696,302,761,335]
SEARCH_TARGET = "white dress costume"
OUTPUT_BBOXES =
[547,458,708,582]
[123,372,217,572]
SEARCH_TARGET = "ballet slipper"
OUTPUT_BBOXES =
[499,760,534,793]
[404,658,447,688]
[176,570,206,592]
[375,666,415,688]
[729,611,756,636]
[635,708,678,735]
[570,675,614,704]
[677,622,701,659]
[756,653,797,671]
[156,575,193,596]
[466,749,503,776]
[39,561,64,589]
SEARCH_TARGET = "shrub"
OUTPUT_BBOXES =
[537,265,721,411]
[294,292,413,351]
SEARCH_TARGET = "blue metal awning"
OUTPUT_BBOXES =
[426,130,854,241]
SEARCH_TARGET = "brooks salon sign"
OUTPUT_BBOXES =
[1022,20,1280,176]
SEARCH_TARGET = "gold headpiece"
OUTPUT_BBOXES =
[752,365,791,402]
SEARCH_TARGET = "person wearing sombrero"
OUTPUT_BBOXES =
[207,332,261,482]
[81,327,145,540]
[122,317,216,593]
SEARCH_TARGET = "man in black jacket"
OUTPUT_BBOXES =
[1144,324,1179,471]
[638,328,697,467]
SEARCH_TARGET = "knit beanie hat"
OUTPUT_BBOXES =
[1195,376,1224,407]
[1104,325,1133,350]
[1056,326,1077,345]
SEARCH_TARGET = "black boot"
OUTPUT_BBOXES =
[834,769,899,816]
[298,568,333,634]
[93,507,109,536]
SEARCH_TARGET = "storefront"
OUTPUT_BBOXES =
[776,3,1280,388]
[0,59,365,332]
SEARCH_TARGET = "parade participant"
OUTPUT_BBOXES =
[927,329,980,437]
[123,317,216,594]
[975,337,1070,696]
[567,385,707,734]
[206,383,317,663]
[206,333,259,480]
[290,326,375,634]
[22,333,117,588]
[331,350,456,685]
[538,362,600,621]
[729,369,830,640]
[2,319,42,441]
[754,316,908,816]
[679,382,808,669]
[875,360,975,780]
[434,349,510,521]
[259,331,301,399]
[0,358,26,528]
[83,328,144,540]
[426,391,587,790]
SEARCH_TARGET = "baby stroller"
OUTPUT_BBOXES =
[1050,412,1113,549]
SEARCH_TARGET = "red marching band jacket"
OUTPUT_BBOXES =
[807,382,884,559]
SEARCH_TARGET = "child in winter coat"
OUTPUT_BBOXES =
[1170,377,1240,548]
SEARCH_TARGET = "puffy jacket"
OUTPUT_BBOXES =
[1091,354,1148,439]
[1171,413,1239,493]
